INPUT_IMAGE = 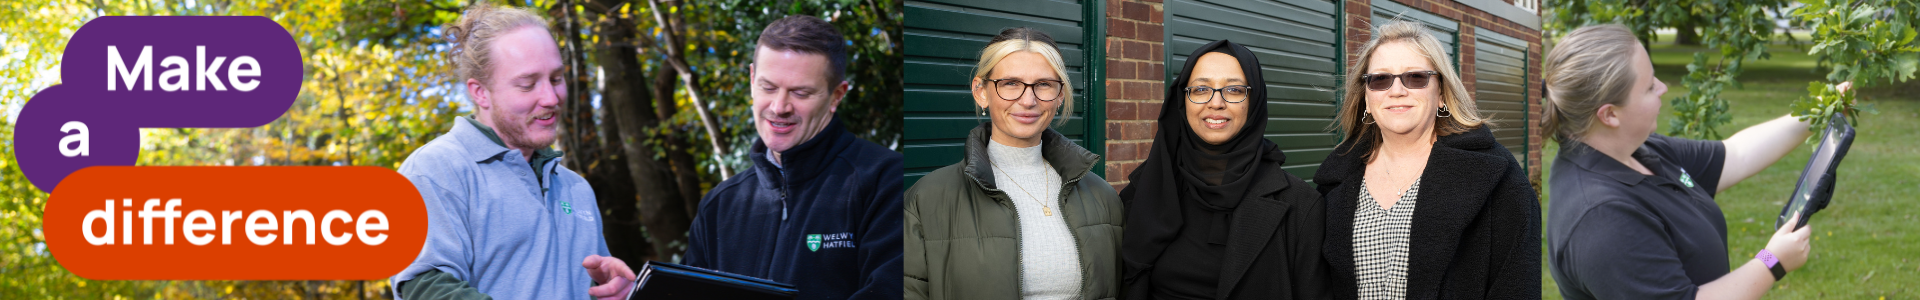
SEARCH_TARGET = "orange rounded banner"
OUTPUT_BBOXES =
[42,166,427,280]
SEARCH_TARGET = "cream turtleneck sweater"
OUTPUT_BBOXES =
[987,139,1081,299]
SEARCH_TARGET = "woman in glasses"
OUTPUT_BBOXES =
[904,27,1124,300]
[1315,20,1539,300]
[1119,39,1330,299]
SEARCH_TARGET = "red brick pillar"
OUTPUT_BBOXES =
[1345,0,1372,58]
[1460,26,1478,93]
[1103,0,1165,190]
[1526,39,1544,187]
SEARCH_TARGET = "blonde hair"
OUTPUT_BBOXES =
[972,27,1075,127]
[1541,24,1641,144]
[1332,20,1487,158]
[445,3,551,87]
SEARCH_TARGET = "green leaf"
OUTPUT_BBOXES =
[1849,4,1876,23]
[1894,53,1920,81]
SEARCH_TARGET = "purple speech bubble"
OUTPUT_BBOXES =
[12,16,303,192]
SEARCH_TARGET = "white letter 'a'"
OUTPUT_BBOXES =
[59,121,89,157]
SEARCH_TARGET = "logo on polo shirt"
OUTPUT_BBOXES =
[1680,169,1696,188]
[561,200,594,222]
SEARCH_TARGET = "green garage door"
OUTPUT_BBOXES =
[1165,0,1344,181]
[1372,0,1459,68]
[1473,28,1530,165]
[903,0,1104,188]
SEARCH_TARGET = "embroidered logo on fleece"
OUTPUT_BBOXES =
[806,232,856,252]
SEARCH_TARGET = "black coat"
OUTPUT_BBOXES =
[1120,158,1332,300]
[1313,126,1540,300]
[1121,38,1333,300]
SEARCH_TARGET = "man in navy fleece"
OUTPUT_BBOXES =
[682,15,902,300]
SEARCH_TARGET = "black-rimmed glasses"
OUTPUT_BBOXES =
[986,78,1064,101]
[1361,70,1439,91]
[1184,85,1252,104]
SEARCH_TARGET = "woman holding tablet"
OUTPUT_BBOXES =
[1543,24,1834,300]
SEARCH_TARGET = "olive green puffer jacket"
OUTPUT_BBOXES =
[905,124,1126,300]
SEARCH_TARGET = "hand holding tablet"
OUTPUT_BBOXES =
[585,255,637,300]
[1776,112,1856,230]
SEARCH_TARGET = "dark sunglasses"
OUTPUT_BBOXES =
[1361,70,1440,91]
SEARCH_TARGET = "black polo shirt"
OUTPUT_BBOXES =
[1548,134,1728,300]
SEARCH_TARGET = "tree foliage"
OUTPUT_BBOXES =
[1546,0,1792,139]
[1548,0,1918,139]
[1790,0,1919,132]
[0,0,899,298]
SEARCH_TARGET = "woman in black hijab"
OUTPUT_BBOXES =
[1120,39,1330,299]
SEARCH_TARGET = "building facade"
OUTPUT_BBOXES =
[905,0,1544,191]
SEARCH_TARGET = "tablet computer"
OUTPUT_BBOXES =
[625,261,798,300]
[1776,113,1856,230]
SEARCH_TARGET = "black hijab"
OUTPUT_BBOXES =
[1120,39,1286,278]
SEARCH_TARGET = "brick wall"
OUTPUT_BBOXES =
[1102,0,1165,190]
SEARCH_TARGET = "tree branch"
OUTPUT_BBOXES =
[646,0,733,179]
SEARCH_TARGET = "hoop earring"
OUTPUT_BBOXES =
[1437,105,1452,118]
[1362,111,1376,124]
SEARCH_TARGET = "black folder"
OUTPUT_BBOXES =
[1776,113,1856,230]
[624,261,798,300]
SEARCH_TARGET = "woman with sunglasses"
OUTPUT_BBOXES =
[1119,39,1331,299]
[904,27,1124,300]
[1315,20,1540,300]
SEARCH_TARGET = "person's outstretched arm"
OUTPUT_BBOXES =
[1716,115,1813,193]
[1718,81,1850,193]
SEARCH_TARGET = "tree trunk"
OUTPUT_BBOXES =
[649,67,709,219]
[554,0,593,163]
[1675,21,1700,46]
[589,2,694,261]
[559,0,657,264]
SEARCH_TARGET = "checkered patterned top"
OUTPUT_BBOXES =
[1353,178,1420,300]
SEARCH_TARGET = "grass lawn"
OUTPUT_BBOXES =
[1538,42,1920,299]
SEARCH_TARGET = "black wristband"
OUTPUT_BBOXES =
[1768,261,1788,281]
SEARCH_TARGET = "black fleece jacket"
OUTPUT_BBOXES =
[685,118,903,300]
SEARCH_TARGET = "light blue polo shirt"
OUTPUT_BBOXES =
[390,117,609,299]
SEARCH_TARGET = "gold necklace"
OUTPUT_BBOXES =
[988,158,1055,216]
[1374,145,1426,197]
